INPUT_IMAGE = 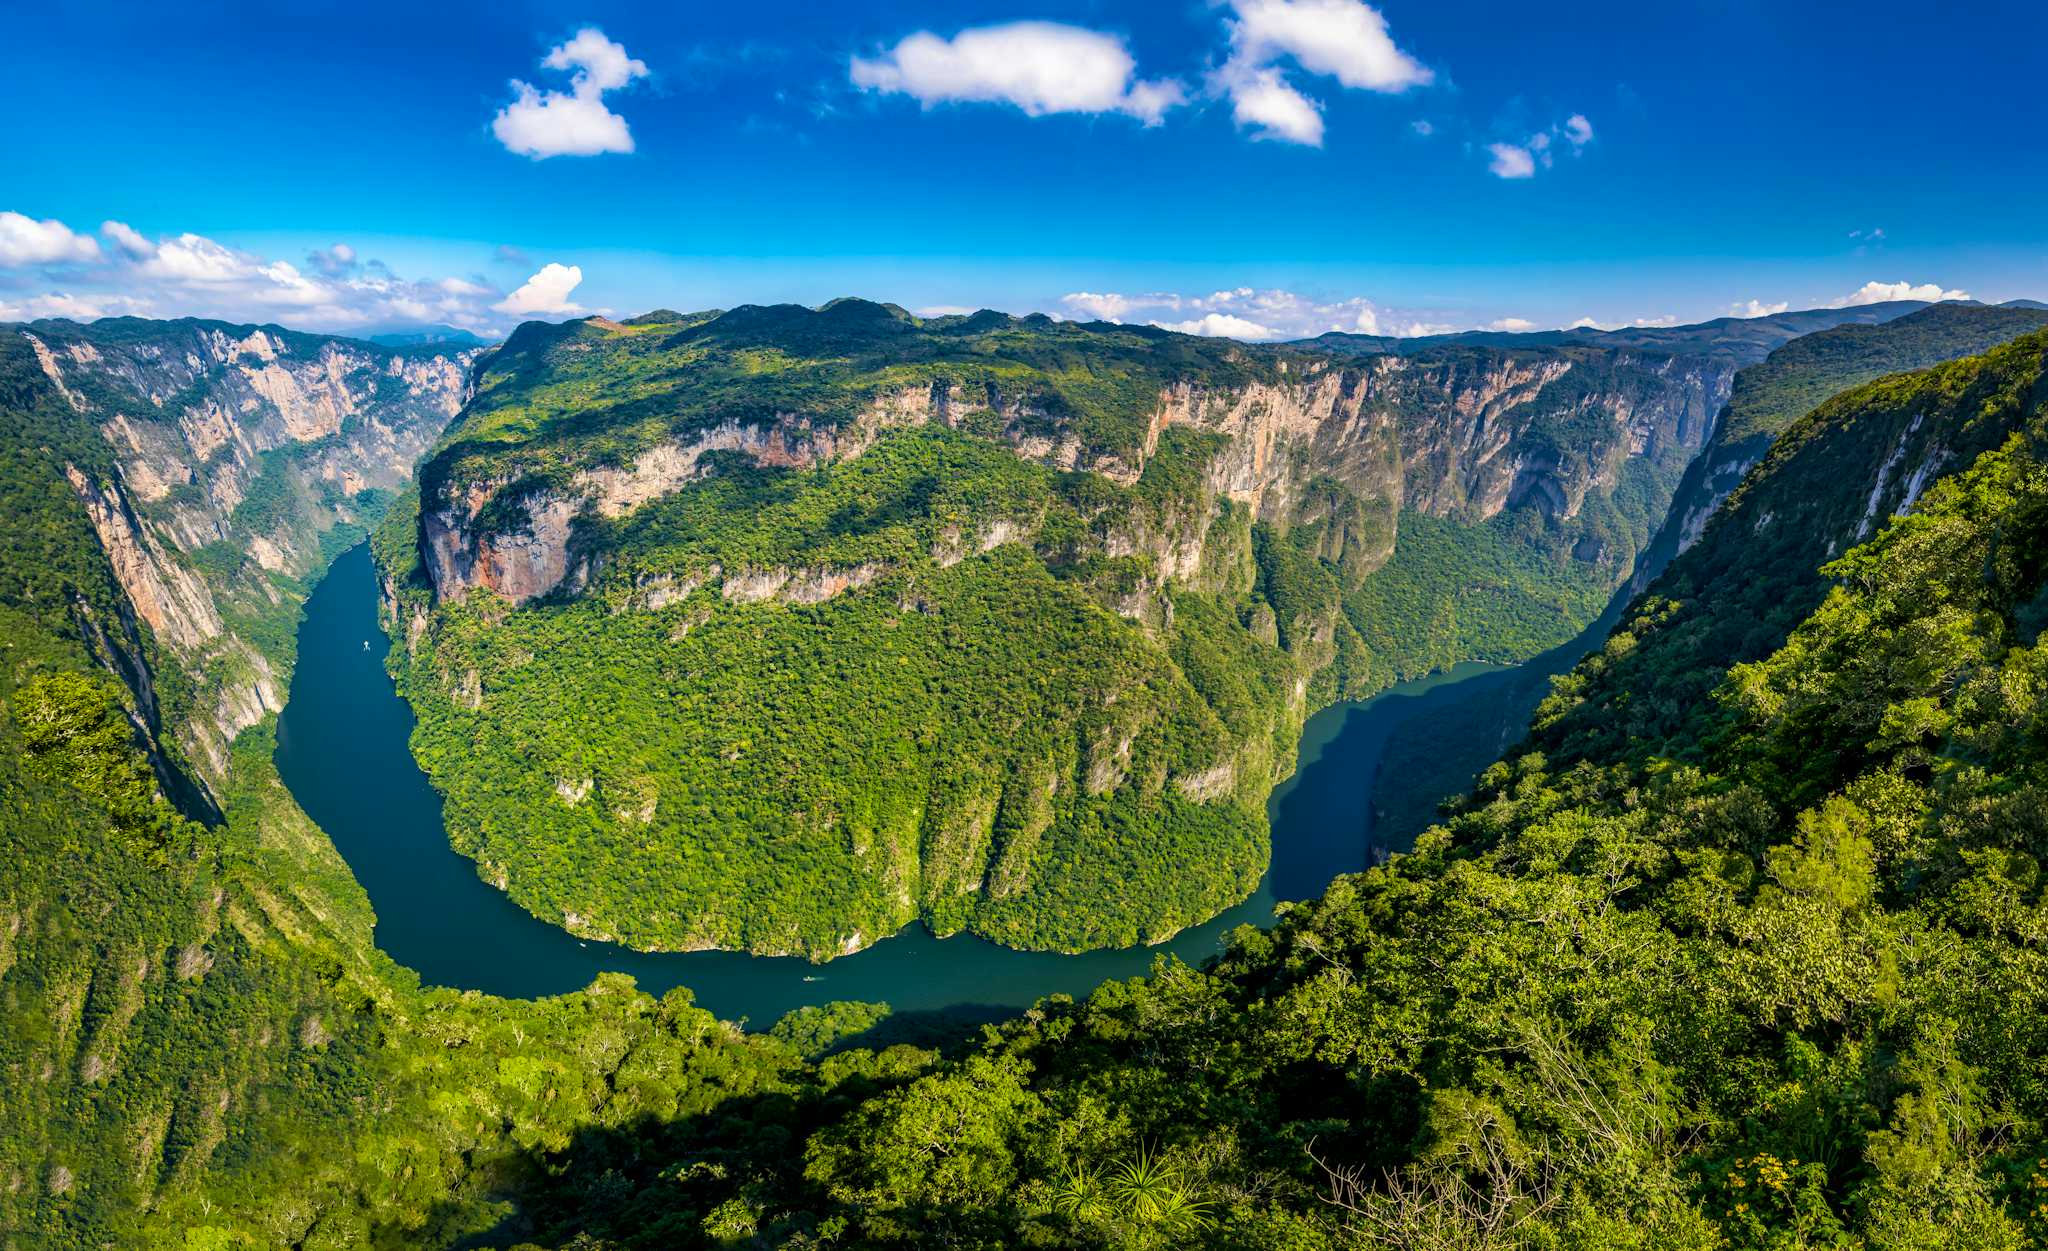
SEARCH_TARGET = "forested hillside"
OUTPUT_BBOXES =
[0,320,817,1247]
[1643,301,2048,583]
[1371,303,2048,851]
[12,313,2048,1247]
[489,322,2048,1249]
[386,302,1732,957]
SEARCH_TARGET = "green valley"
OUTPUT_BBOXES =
[11,7,2048,1246]
[9,307,2048,1248]
[383,301,1736,956]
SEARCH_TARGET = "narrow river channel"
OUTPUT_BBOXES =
[277,543,1518,1025]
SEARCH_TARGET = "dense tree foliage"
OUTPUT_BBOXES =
[18,312,2048,1247]
[1370,306,2048,855]
[392,307,1716,957]
[488,327,2048,1249]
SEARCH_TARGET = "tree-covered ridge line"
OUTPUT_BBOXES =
[1371,303,2048,855]
[387,301,1735,957]
[436,313,2048,1248]
[0,316,829,1247]
[15,307,2048,1247]
[3,316,478,800]
[1536,325,2048,770]
[1715,302,2048,448]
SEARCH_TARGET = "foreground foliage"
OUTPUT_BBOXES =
[390,304,1715,957]
[13,317,2048,1248]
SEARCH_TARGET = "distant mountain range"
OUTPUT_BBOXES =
[1301,297,2048,362]
[363,323,494,348]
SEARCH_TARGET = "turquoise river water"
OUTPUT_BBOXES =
[276,543,1513,1024]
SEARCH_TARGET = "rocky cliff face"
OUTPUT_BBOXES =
[382,308,1739,959]
[16,318,479,784]
[419,331,1731,613]
[1537,326,2048,769]
[1626,302,2048,596]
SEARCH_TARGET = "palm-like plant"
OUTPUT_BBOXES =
[1051,1161,1106,1222]
[1107,1148,1214,1234]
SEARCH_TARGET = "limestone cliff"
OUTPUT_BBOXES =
[15,317,479,786]
[385,306,1737,959]
[418,321,1731,615]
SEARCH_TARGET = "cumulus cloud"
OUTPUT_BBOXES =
[0,210,529,334]
[493,27,650,159]
[1219,66,1325,144]
[1155,312,1283,339]
[1831,279,1972,307]
[1570,313,1681,332]
[1487,317,1537,332]
[99,220,153,259]
[851,22,1185,125]
[0,291,152,322]
[1410,119,1434,136]
[1214,0,1430,147]
[1062,291,1145,322]
[1224,0,1432,90]
[852,2,1432,147]
[139,233,255,283]
[494,262,586,315]
[0,212,101,266]
[1730,299,1790,319]
[1486,143,1536,179]
[1487,114,1593,179]
[306,243,359,277]
[1057,286,1466,341]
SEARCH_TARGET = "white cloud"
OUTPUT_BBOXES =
[851,22,1185,125]
[0,291,152,322]
[1486,143,1536,179]
[1848,227,1886,241]
[1410,119,1434,136]
[100,220,153,259]
[1060,287,1442,341]
[1486,114,1592,179]
[1831,279,1971,307]
[493,27,649,159]
[1570,313,1681,332]
[1224,0,1432,92]
[1062,291,1158,321]
[0,215,516,333]
[1487,317,1537,332]
[494,262,586,316]
[140,233,253,283]
[0,212,101,266]
[1156,312,1283,340]
[914,304,978,317]
[1730,299,1790,319]
[1218,65,1325,145]
[543,26,648,92]
[1213,0,1428,146]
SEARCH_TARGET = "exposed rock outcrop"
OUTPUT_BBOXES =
[420,348,1732,609]
[18,318,479,791]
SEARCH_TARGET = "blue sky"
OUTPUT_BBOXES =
[3,0,2044,339]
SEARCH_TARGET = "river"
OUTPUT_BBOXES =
[276,543,1513,1025]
